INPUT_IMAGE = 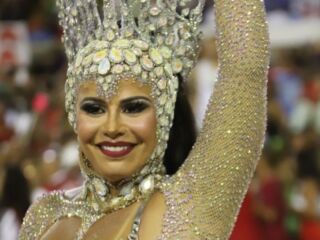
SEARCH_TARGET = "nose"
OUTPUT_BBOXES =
[102,110,124,139]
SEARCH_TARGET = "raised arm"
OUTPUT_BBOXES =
[163,0,269,238]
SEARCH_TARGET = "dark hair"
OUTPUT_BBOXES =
[163,75,197,175]
[0,166,31,223]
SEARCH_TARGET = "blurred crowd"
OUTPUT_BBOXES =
[0,0,319,240]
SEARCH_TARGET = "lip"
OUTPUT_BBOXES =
[97,141,135,158]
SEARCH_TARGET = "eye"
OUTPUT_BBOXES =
[122,100,150,114]
[80,101,105,115]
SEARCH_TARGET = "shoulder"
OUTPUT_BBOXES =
[19,191,66,240]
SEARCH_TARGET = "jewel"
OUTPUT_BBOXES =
[110,197,121,207]
[159,94,167,105]
[140,165,150,175]
[149,7,161,16]
[105,75,113,84]
[176,46,186,56]
[165,35,174,45]
[164,63,173,76]
[182,8,190,16]
[132,64,142,75]
[109,48,123,63]
[133,40,149,51]
[75,55,83,68]
[139,175,155,194]
[111,64,124,74]
[114,39,131,48]
[141,71,148,80]
[98,77,104,84]
[93,50,108,63]
[120,182,134,196]
[82,54,93,66]
[106,29,115,41]
[172,58,183,73]
[155,67,164,77]
[123,49,137,65]
[89,65,97,73]
[160,46,172,59]
[132,48,143,56]
[92,178,108,197]
[158,17,168,27]
[149,48,163,65]
[98,58,111,75]
[124,188,136,201]
[157,79,167,90]
[141,56,154,71]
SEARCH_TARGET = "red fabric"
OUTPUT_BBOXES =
[257,177,289,240]
[230,193,262,240]
[300,220,320,240]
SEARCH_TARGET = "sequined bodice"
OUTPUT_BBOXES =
[19,0,269,239]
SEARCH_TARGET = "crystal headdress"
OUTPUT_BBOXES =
[56,0,205,213]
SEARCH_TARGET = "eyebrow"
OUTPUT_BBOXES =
[120,96,152,105]
[80,96,152,105]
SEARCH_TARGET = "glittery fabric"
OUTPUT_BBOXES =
[19,0,269,239]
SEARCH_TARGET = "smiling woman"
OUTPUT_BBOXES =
[19,0,269,239]
[76,79,157,183]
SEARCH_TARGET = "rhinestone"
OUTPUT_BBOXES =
[110,197,121,207]
[124,188,136,201]
[132,64,142,75]
[158,17,168,27]
[132,48,143,56]
[141,56,154,71]
[158,79,167,90]
[98,58,111,75]
[82,54,93,66]
[155,67,164,77]
[93,50,108,63]
[141,71,148,80]
[160,46,172,59]
[75,55,83,68]
[164,63,173,76]
[159,94,167,105]
[149,48,163,65]
[123,49,137,65]
[114,39,131,48]
[149,7,161,16]
[106,29,115,41]
[92,178,108,197]
[172,58,183,73]
[133,40,149,51]
[176,46,186,56]
[120,182,134,196]
[89,65,97,73]
[109,48,123,63]
[139,175,154,194]
[111,64,124,74]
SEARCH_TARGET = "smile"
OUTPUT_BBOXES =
[97,142,135,158]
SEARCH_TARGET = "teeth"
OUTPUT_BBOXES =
[101,146,129,152]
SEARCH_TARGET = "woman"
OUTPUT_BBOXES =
[19,0,269,239]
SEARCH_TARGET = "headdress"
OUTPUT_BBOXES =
[56,0,204,213]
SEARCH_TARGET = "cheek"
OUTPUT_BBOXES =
[76,113,100,143]
[127,112,157,144]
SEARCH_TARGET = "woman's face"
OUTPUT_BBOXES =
[76,79,157,183]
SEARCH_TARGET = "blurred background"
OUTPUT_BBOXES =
[0,0,319,239]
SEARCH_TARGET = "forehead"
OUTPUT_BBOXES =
[78,78,153,99]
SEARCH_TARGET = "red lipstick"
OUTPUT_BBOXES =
[97,142,135,158]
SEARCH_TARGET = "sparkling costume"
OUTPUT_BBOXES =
[19,0,269,239]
